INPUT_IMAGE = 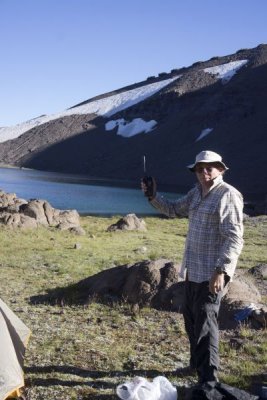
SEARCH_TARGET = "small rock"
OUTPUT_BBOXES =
[74,243,82,250]
[107,213,147,232]
[251,307,267,328]
[229,337,245,349]
[130,303,140,315]
[249,264,267,279]
[134,246,147,254]
[68,226,86,236]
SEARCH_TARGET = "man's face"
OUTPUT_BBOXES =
[195,162,224,187]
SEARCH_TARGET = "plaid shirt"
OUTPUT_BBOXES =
[150,175,244,283]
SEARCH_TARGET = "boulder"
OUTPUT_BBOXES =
[249,264,267,279]
[251,307,267,328]
[0,190,84,234]
[107,213,146,232]
[219,272,262,329]
[71,259,184,310]
[0,190,27,212]
[122,259,184,310]
[20,199,50,225]
[0,191,17,207]
[68,260,265,329]
[224,273,261,303]
[0,212,38,229]
[56,210,85,234]
[57,222,85,235]
[56,209,80,227]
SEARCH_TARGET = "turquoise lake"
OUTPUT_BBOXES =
[0,167,181,216]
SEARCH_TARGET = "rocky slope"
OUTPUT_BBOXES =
[0,44,266,209]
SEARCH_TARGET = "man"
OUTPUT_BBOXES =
[141,150,244,386]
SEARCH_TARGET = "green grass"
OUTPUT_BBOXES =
[0,215,266,399]
[238,218,267,268]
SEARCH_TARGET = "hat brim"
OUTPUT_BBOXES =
[187,160,229,172]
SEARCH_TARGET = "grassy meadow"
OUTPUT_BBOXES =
[0,215,266,399]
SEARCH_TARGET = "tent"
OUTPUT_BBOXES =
[0,298,31,400]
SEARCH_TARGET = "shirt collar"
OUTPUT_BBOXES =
[211,174,224,190]
[197,174,224,196]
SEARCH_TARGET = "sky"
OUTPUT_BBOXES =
[0,0,266,127]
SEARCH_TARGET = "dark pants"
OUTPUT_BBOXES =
[182,280,224,383]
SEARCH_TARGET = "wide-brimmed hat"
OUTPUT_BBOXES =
[187,150,229,171]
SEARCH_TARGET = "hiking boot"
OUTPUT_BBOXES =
[174,365,196,376]
[197,366,219,384]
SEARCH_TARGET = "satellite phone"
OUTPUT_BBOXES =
[142,155,154,196]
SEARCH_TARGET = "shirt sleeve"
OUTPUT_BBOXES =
[216,190,244,276]
[149,190,192,218]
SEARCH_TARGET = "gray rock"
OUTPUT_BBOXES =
[134,246,147,254]
[0,190,83,233]
[71,260,265,329]
[68,226,86,236]
[224,273,261,303]
[0,191,17,207]
[57,209,80,227]
[0,212,38,229]
[107,213,147,232]
[73,258,183,310]
[251,307,267,328]
[249,264,267,279]
[20,199,50,225]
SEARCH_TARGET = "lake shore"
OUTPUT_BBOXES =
[0,164,266,215]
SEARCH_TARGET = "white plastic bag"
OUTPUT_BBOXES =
[116,376,177,400]
[116,376,159,400]
[153,376,177,400]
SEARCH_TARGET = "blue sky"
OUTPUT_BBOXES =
[1,0,266,126]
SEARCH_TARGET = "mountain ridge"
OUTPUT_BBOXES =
[0,44,266,211]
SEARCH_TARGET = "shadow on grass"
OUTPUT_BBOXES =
[29,281,106,306]
[26,377,114,389]
[24,365,195,399]
[28,264,130,306]
[82,396,117,400]
[28,263,185,312]
[25,365,267,398]
[25,364,164,378]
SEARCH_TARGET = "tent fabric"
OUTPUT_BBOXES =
[0,298,31,400]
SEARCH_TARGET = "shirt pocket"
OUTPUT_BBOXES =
[189,202,220,244]
[189,198,218,220]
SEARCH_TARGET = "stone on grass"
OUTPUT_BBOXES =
[107,213,147,232]
[0,212,38,229]
[71,260,265,330]
[249,264,267,279]
[0,190,84,234]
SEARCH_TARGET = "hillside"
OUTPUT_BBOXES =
[0,44,267,208]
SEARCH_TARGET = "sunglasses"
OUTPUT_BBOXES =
[195,166,215,173]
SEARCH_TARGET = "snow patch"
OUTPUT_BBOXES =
[196,128,213,142]
[105,118,157,138]
[204,60,248,83]
[0,76,180,143]
[105,119,125,131]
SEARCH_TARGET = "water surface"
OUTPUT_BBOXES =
[0,167,181,216]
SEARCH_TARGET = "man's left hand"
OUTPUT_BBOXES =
[209,272,225,294]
